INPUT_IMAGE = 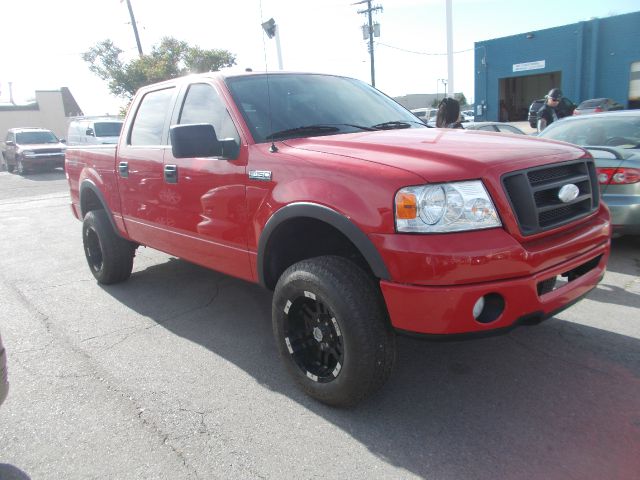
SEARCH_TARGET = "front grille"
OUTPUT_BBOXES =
[502,159,599,236]
[33,148,63,155]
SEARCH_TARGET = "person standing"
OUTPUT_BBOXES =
[537,88,562,132]
[436,97,464,129]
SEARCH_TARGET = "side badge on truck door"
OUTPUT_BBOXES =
[249,170,272,181]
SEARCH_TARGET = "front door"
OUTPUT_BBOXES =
[161,82,252,281]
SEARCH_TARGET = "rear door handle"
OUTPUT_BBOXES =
[118,161,128,178]
[164,164,178,183]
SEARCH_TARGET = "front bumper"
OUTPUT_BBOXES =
[22,153,65,169]
[381,243,608,335]
[374,206,611,335]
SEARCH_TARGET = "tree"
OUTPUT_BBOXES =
[454,92,468,107]
[82,37,236,100]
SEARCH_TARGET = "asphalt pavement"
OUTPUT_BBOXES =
[0,169,639,480]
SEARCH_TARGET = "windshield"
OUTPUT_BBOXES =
[539,115,640,149]
[225,74,425,143]
[15,131,59,144]
[94,122,123,137]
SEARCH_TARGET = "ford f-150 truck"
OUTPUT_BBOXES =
[65,72,611,406]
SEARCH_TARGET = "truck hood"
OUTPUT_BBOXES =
[283,128,584,182]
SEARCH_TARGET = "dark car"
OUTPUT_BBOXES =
[2,127,66,175]
[574,98,625,115]
[528,97,576,128]
[538,110,640,237]
[0,331,8,407]
[464,122,526,135]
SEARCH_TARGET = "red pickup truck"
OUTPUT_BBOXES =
[65,72,611,406]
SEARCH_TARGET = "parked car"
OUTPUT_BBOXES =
[2,127,66,174]
[67,116,124,146]
[464,122,525,135]
[0,331,8,407]
[410,107,437,125]
[573,98,625,115]
[538,110,640,236]
[528,97,576,128]
[461,110,475,122]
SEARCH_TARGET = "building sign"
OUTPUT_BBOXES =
[513,60,546,72]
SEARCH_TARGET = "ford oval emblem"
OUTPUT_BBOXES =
[558,184,579,203]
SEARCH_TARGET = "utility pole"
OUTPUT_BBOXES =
[124,0,143,57]
[354,0,382,87]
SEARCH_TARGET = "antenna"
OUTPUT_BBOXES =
[259,1,278,153]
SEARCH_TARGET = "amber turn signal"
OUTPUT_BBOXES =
[395,192,417,219]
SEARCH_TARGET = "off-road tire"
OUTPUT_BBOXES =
[272,255,396,407]
[82,210,136,284]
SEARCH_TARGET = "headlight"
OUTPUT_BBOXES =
[395,180,501,233]
[21,150,35,156]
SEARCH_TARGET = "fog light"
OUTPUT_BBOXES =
[472,296,485,319]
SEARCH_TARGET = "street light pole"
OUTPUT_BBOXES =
[261,18,284,70]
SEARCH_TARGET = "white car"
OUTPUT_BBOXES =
[410,108,437,125]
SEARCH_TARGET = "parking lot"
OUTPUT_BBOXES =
[0,169,639,480]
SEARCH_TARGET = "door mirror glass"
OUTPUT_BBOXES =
[170,124,223,158]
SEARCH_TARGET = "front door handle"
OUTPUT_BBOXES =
[164,164,178,184]
[118,161,128,178]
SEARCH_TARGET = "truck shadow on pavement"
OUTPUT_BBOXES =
[101,256,640,479]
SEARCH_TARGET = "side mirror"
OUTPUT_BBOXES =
[170,124,223,158]
[60,139,67,144]
[86,128,95,136]
[5,140,14,147]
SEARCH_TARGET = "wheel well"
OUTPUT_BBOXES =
[262,217,374,290]
[80,187,104,217]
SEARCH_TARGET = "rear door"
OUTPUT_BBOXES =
[161,81,252,281]
[116,86,178,247]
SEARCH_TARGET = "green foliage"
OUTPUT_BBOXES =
[82,37,236,99]
[431,97,440,108]
[454,92,468,107]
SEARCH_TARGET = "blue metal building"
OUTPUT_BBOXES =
[474,11,640,122]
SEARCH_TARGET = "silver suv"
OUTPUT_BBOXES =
[2,127,66,175]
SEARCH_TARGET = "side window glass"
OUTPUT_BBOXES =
[130,87,174,146]
[179,83,239,145]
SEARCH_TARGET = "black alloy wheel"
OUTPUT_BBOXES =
[283,290,345,383]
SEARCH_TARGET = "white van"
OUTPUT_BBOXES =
[67,116,124,146]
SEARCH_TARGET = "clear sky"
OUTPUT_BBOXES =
[1,0,638,115]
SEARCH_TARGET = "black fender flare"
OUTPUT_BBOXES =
[257,202,390,287]
[79,179,121,235]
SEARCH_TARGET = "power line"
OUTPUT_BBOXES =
[375,42,476,56]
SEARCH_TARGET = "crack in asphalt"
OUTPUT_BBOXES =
[98,281,222,353]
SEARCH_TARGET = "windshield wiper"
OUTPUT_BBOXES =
[266,125,340,140]
[371,120,421,130]
[266,123,378,140]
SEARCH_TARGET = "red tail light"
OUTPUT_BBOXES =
[573,110,580,115]
[594,106,603,113]
[597,167,640,185]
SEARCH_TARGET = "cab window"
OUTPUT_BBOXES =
[130,87,174,146]
[178,83,239,146]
